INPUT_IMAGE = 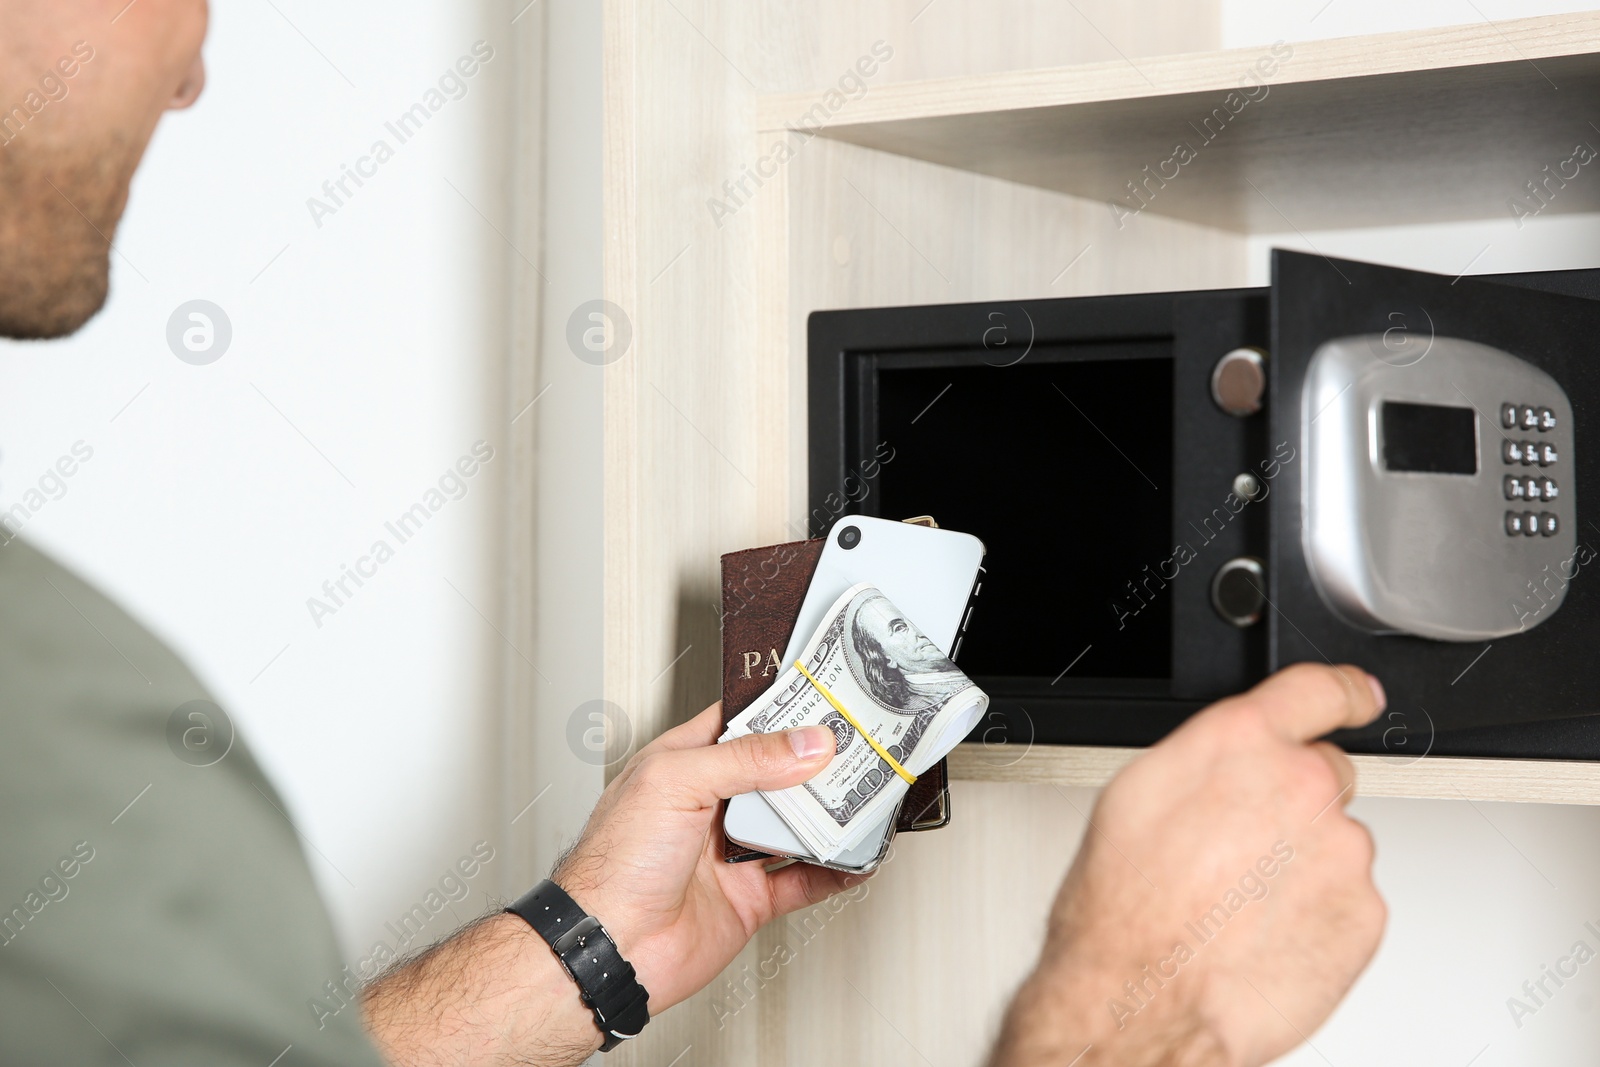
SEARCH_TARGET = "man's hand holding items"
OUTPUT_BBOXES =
[363,705,860,1063]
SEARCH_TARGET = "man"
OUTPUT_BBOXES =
[0,3,1387,1064]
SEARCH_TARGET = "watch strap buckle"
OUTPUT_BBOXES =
[552,914,603,956]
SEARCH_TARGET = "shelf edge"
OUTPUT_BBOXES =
[947,743,1600,805]
[758,11,1600,132]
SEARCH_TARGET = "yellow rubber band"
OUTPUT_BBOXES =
[793,660,917,786]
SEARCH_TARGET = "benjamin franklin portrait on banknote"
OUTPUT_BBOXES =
[843,590,968,714]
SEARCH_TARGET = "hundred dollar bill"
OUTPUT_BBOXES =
[720,582,988,861]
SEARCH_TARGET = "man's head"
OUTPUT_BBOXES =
[0,0,207,339]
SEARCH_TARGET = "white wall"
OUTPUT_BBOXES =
[0,0,519,959]
[1222,3,1600,1065]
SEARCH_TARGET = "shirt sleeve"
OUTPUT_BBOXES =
[0,539,389,1067]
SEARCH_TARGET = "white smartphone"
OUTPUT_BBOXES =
[722,515,985,871]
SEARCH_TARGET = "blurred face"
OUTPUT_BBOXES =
[0,0,208,339]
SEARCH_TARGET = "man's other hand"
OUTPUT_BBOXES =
[989,663,1389,1067]
[363,704,852,1066]
[552,703,860,1014]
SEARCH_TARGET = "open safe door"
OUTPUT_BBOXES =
[1269,250,1600,744]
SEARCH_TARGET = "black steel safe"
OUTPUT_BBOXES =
[807,250,1600,759]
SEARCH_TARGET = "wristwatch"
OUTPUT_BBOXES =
[506,879,651,1052]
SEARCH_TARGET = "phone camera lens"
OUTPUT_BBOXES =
[837,525,862,550]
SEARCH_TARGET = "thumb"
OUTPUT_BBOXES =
[647,726,836,809]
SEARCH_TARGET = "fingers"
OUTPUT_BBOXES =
[764,860,871,917]
[636,725,836,810]
[1244,663,1386,743]
[1308,741,1357,812]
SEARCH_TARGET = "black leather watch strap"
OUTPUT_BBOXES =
[507,879,651,1052]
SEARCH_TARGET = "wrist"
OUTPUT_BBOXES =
[494,913,610,1062]
[549,864,663,1011]
[507,879,652,1052]
[992,951,1231,1067]
[989,956,1114,1067]
[361,912,601,1067]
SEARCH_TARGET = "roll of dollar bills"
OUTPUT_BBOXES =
[720,583,989,861]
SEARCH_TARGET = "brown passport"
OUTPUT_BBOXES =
[719,534,952,863]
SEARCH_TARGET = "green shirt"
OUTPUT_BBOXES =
[0,537,387,1066]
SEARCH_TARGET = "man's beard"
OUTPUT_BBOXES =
[0,133,135,340]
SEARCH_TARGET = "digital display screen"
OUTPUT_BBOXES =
[872,349,1173,681]
[1381,401,1478,474]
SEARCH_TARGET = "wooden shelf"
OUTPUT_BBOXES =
[948,742,1600,805]
[759,13,1600,232]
